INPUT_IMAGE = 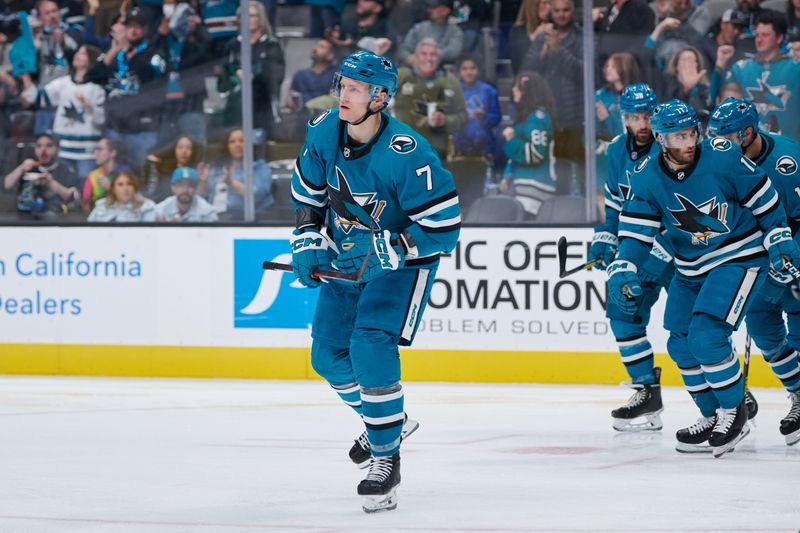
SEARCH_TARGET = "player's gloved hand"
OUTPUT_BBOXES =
[761,267,793,305]
[764,227,800,275]
[333,229,405,283]
[290,228,334,288]
[607,260,642,315]
[588,231,617,270]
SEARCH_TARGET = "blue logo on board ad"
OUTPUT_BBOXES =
[233,239,318,329]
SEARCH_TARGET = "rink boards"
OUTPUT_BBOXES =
[0,226,782,387]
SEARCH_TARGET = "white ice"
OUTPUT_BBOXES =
[0,376,798,533]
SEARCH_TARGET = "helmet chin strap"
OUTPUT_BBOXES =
[344,100,388,126]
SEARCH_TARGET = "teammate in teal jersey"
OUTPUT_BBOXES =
[708,98,800,445]
[588,83,671,432]
[608,99,800,457]
[289,51,461,513]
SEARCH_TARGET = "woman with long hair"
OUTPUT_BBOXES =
[142,134,204,202]
[661,46,710,120]
[217,1,285,143]
[197,128,273,220]
[510,0,551,73]
[499,72,558,219]
[596,52,641,140]
[87,170,156,222]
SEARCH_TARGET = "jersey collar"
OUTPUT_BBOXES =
[658,143,702,182]
[626,132,655,162]
[338,113,389,161]
[751,132,774,167]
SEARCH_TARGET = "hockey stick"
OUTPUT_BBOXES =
[264,224,377,283]
[557,236,600,278]
[262,261,363,282]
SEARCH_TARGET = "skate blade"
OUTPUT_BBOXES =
[712,423,751,458]
[401,419,420,441]
[784,428,800,446]
[362,489,398,514]
[675,442,713,453]
[612,411,663,432]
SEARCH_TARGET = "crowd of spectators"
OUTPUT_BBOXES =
[1,0,799,223]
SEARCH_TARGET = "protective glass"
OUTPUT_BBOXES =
[330,73,374,104]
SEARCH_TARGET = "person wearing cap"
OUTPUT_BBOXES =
[394,38,467,159]
[397,0,464,67]
[709,8,751,70]
[87,6,166,170]
[154,167,218,222]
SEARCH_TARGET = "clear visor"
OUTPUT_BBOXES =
[622,112,651,130]
[659,126,701,149]
[330,73,376,104]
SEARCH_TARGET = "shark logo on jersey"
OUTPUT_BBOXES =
[618,170,633,201]
[309,110,330,127]
[710,137,732,151]
[329,166,386,233]
[746,73,790,113]
[776,155,798,176]
[669,193,730,245]
[234,240,318,328]
[389,134,417,154]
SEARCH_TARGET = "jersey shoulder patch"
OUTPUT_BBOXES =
[776,155,799,175]
[389,134,417,154]
[710,137,732,151]
[308,109,332,127]
[633,156,650,173]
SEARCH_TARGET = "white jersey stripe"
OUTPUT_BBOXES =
[619,214,660,228]
[674,230,763,267]
[418,215,462,228]
[743,179,772,208]
[751,192,779,216]
[618,230,655,243]
[291,187,328,208]
[677,248,763,277]
[409,197,459,221]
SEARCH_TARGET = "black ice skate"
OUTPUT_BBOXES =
[357,453,401,513]
[675,415,716,453]
[611,367,663,432]
[745,388,758,421]
[709,399,750,458]
[780,391,800,446]
[349,415,419,469]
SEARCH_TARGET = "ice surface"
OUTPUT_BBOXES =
[0,376,797,532]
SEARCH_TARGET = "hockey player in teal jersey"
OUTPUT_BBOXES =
[289,51,460,512]
[608,99,800,457]
[588,83,671,432]
[708,98,800,445]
